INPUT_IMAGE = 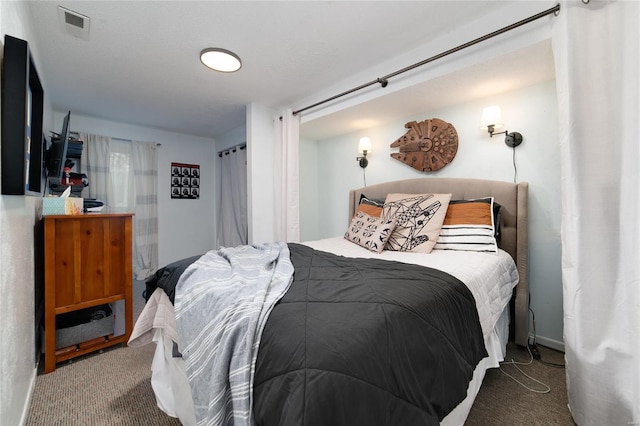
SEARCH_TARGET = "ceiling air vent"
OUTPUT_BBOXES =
[57,6,90,40]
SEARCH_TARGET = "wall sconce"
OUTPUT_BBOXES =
[480,106,523,147]
[357,137,372,168]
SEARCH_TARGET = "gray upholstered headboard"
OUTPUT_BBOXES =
[348,177,529,347]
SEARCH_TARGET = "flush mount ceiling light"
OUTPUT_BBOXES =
[200,48,242,73]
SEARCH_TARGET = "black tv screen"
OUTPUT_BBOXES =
[1,35,45,195]
[45,111,70,179]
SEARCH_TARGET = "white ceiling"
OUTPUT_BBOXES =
[24,1,555,141]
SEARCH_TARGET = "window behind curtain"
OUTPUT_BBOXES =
[109,139,134,212]
[80,133,158,279]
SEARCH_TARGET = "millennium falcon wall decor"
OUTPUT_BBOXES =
[390,118,458,172]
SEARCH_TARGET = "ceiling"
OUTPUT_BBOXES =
[24,1,555,141]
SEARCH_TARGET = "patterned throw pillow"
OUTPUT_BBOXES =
[344,211,396,253]
[381,193,452,254]
[434,197,498,253]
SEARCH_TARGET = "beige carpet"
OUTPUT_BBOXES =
[26,344,180,426]
[466,342,574,425]
[26,279,573,425]
[25,280,179,426]
[26,341,573,425]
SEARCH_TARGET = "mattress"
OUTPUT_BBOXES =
[130,238,518,425]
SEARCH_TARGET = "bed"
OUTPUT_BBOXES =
[129,177,529,426]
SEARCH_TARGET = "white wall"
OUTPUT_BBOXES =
[246,103,276,244]
[53,112,217,266]
[0,3,53,425]
[216,124,246,153]
[301,80,563,348]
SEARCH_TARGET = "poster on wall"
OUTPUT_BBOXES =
[171,162,200,199]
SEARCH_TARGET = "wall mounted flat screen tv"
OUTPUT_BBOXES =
[45,111,71,180]
[0,34,44,195]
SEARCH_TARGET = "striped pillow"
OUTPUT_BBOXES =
[355,195,385,218]
[434,198,498,253]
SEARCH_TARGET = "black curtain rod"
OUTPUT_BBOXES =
[111,136,161,146]
[217,144,246,157]
[289,3,560,118]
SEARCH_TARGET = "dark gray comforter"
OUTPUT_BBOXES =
[145,243,487,425]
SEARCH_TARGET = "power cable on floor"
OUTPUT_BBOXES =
[529,305,565,368]
[499,344,551,394]
[497,304,567,393]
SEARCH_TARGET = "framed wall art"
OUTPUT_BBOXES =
[171,162,199,199]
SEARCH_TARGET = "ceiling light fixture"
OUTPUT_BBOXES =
[200,48,242,73]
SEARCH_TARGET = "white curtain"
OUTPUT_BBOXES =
[217,146,248,247]
[132,141,159,280]
[81,133,159,280]
[79,133,111,203]
[553,1,640,424]
[273,109,300,242]
[109,139,135,212]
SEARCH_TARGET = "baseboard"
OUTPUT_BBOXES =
[532,334,565,352]
[19,366,38,426]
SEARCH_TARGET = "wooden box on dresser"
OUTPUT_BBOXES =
[43,213,134,373]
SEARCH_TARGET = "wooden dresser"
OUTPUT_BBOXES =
[43,213,134,373]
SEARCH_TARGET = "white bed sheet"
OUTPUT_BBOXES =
[130,238,519,425]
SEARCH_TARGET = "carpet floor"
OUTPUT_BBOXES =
[26,280,574,425]
[466,342,574,425]
[26,341,573,425]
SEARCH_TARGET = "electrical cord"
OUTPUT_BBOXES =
[528,296,539,358]
[497,303,567,393]
[512,146,518,183]
[499,344,551,394]
[529,305,566,368]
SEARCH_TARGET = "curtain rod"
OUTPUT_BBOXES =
[288,3,560,118]
[217,143,246,157]
[111,136,161,146]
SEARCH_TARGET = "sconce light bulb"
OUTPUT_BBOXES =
[357,137,371,168]
[358,137,372,154]
[481,106,503,130]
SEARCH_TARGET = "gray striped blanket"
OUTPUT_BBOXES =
[174,242,294,426]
